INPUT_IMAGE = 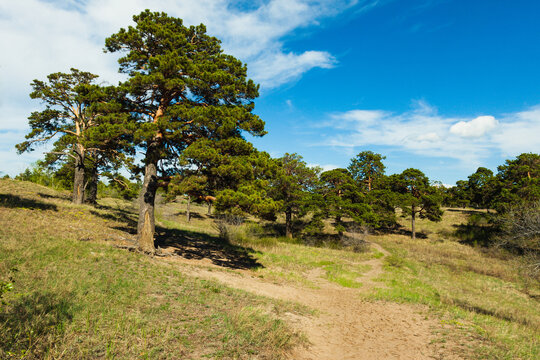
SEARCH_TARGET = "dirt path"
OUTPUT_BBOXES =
[160,242,460,360]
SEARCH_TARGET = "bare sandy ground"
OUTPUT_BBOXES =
[158,243,463,359]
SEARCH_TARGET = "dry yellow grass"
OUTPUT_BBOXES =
[0,179,305,359]
[2,178,539,359]
[370,209,540,359]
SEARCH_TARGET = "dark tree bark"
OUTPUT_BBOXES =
[285,208,293,239]
[73,150,85,205]
[137,144,159,253]
[411,206,416,240]
[85,162,98,205]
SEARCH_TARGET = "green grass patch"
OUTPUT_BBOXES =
[0,179,304,359]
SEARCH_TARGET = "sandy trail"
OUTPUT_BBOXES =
[160,242,460,360]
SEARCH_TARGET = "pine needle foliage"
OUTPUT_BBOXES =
[105,10,265,252]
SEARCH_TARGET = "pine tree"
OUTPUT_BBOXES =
[348,151,397,229]
[391,169,443,240]
[467,167,495,211]
[271,153,320,238]
[105,11,265,252]
[493,153,540,212]
[16,69,126,204]
[178,138,280,221]
[348,151,386,192]
[318,168,373,237]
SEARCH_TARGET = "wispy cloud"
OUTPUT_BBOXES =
[0,0,363,103]
[307,163,339,172]
[320,101,540,168]
[0,0,377,175]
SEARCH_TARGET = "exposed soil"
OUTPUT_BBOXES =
[158,242,465,359]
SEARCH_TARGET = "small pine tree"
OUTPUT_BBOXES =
[391,168,443,240]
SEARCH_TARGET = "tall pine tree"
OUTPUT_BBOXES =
[105,11,265,252]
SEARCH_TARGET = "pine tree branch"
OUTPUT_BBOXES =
[46,151,77,161]
[27,130,60,144]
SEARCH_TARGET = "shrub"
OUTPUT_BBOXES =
[496,201,540,282]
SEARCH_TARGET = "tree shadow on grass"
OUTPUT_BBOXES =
[90,206,139,234]
[378,226,428,239]
[88,203,262,269]
[155,226,263,270]
[0,194,58,211]
[452,223,497,247]
[445,208,487,215]
[0,292,74,358]
[37,192,71,201]
[173,211,205,219]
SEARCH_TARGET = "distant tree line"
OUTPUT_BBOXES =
[442,153,540,213]
[442,153,539,264]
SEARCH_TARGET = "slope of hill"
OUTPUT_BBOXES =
[1,179,538,359]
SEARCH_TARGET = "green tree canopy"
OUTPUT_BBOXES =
[316,168,373,237]
[493,153,540,212]
[347,152,397,229]
[347,151,386,192]
[105,10,265,252]
[269,153,320,238]
[391,168,443,240]
[467,167,496,210]
[16,69,128,204]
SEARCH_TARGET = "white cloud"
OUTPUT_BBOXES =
[0,0,371,175]
[416,132,441,142]
[321,102,540,168]
[492,107,540,156]
[449,115,498,138]
[0,0,359,101]
[307,163,339,172]
[249,50,336,88]
[332,110,387,125]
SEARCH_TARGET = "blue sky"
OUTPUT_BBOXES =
[1,0,539,185]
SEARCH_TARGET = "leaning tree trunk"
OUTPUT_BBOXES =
[72,150,85,205]
[285,209,293,239]
[85,163,98,205]
[137,144,159,253]
[411,207,416,240]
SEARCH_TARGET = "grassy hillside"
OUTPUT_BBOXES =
[1,178,539,359]
[0,179,305,359]
[160,192,540,359]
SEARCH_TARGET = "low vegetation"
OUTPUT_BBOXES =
[2,174,539,359]
[0,179,305,359]
[160,196,540,359]
[370,211,539,359]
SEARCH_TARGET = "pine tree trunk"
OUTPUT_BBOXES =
[137,145,159,253]
[411,207,416,240]
[285,209,293,239]
[186,196,191,222]
[72,151,85,205]
[85,163,98,205]
[207,201,212,215]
